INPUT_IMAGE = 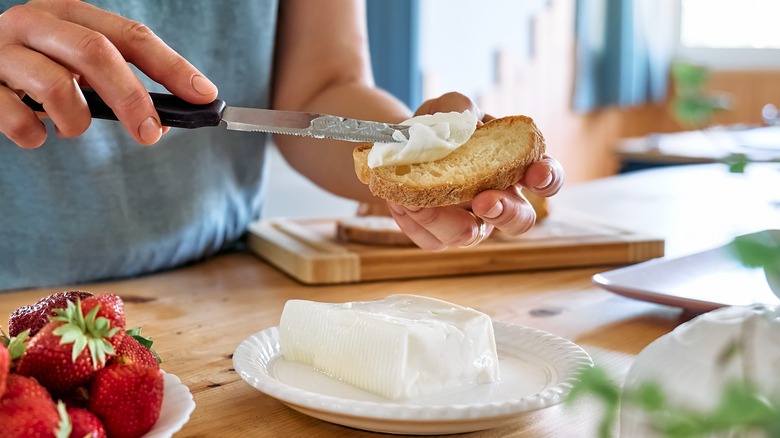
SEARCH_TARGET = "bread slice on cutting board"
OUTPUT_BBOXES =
[353,115,546,208]
[335,215,414,246]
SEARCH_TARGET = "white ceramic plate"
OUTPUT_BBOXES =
[143,372,196,438]
[233,322,593,435]
[593,231,780,314]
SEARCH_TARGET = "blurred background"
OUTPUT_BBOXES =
[263,0,780,218]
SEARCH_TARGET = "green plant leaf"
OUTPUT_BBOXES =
[634,382,667,412]
[729,232,780,269]
[672,62,710,89]
[709,384,777,429]
[723,153,750,173]
[567,366,620,438]
[671,94,724,127]
[573,364,780,438]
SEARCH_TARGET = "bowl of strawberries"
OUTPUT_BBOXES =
[0,291,195,438]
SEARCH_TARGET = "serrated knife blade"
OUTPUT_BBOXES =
[22,87,409,143]
[220,106,408,143]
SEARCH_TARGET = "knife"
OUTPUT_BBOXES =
[22,87,409,143]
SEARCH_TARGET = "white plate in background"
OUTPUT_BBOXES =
[593,231,779,313]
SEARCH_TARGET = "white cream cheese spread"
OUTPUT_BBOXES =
[367,110,478,168]
[278,294,499,400]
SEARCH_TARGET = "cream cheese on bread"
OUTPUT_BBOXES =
[368,110,478,168]
[353,115,546,208]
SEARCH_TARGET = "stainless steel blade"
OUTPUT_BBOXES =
[221,107,409,143]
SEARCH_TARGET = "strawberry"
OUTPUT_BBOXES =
[89,364,164,438]
[65,406,107,438]
[0,398,60,438]
[16,299,122,396]
[0,342,8,398]
[2,374,52,402]
[109,327,161,369]
[81,294,126,336]
[8,291,94,337]
[0,375,59,438]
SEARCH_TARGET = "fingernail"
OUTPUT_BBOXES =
[483,201,504,219]
[138,117,162,144]
[534,172,553,190]
[191,74,217,96]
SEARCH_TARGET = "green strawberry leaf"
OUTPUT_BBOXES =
[0,326,8,347]
[51,299,119,368]
[5,329,29,362]
[55,401,72,438]
[126,326,163,364]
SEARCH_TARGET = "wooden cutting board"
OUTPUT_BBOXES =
[247,209,665,284]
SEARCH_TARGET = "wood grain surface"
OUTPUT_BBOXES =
[1,163,777,437]
[247,210,665,284]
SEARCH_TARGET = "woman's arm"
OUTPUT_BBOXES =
[272,0,410,202]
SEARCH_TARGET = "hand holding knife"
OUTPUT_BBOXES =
[23,87,409,144]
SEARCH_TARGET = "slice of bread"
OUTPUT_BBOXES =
[335,216,415,246]
[353,115,546,208]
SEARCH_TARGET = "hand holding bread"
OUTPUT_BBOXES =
[351,92,564,251]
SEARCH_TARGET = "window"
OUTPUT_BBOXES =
[676,0,780,69]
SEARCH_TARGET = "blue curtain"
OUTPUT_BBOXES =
[366,0,422,110]
[573,0,672,112]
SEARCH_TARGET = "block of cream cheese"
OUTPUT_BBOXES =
[278,294,499,400]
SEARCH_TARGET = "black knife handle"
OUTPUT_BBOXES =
[22,87,226,129]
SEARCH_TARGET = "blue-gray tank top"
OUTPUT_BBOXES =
[0,0,279,290]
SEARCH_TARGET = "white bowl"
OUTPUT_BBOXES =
[620,305,780,437]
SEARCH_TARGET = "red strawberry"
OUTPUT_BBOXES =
[66,406,107,438]
[81,294,127,354]
[0,343,8,398]
[89,364,164,438]
[0,398,60,438]
[8,291,94,337]
[0,376,59,438]
[2,374,51,402]
[81,294,126,334]
[16,299,122,396]
[109,329,160,369]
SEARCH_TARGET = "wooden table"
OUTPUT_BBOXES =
[2,163,778,437]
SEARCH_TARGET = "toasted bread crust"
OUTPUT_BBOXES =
[353,115,546,208]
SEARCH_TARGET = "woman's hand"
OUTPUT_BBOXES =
[386,92,565,251]
[0,0,218,148]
